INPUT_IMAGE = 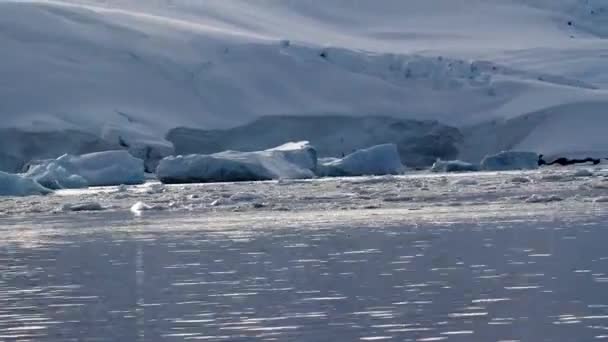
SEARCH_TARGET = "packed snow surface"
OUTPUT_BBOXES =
[157,142,317,184]
[481,151,539,171]
[318,144,404,177]
[25,150,145,188]
[0,171,51,197]
[1,0,608,168]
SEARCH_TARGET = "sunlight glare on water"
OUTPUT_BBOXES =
[0,211,607,341]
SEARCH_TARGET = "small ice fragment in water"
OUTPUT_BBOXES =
[210,198,231,206]
[541,174,572,182]
[525,194,563,203]
[61,202,104,212]
[115,184,128,193]
[145,183,166,194]
[230,192,262,202]
[510,176,530,183]
[451,178,478,186]
[573,169,593,177]
[130,201,163,216]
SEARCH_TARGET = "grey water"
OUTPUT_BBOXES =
[1,213,608,341]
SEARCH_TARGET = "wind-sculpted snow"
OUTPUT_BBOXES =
[25,151,145,189]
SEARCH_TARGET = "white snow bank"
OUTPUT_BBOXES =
[480,151,539,171]
[0,171,51,197]
[157,142,317,184]
[317,144,403,177]
[25,151,145,189]
[430,159,479,173]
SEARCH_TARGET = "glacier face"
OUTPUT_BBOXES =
[1,0,608,169]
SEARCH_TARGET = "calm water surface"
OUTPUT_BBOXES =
[1,212,607,341]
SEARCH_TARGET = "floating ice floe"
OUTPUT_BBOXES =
[525,194,563,203]
[451,178,479,186]
[25,151,145,189]
[431,159,479,173]
[143,183,166,194]
[317,144,404,177]
[510,176,531,183]
[130,201,165,216]
[157,141,317,184]
[573,169,594,177]
[0,171,51,197]
[481,151,539,171]
[61,202,105,212]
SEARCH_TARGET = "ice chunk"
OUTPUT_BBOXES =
[451,178,479,186]
[510,176,531,183]
[541,173,573,182]
[100,125,175,173]
[266,141,318,172]
[25,163,88,190]
[573,169,593,177]
[210,198,231,206]
[317,144,403,177]
[0,171,52,197]
[130,201,164,216]
[157,141,317,184]
[230,192,262,202]
[430,159,479,172]
[525,194,563,203]
[480,151,539,171]
[61,202,105,212]
[143,183,166,194]
[25,151,145,189]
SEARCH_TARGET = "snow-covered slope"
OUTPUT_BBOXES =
[1,0,607,170]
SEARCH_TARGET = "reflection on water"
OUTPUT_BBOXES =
[1,214,608,341]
